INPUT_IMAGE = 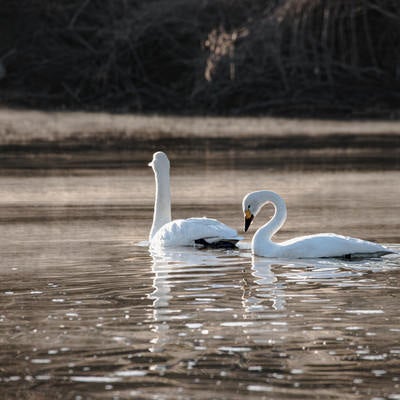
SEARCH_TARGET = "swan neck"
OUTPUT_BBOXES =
[150,165,172,240]
[253,191,287,247]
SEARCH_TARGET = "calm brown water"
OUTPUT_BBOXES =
[1,157,400,400]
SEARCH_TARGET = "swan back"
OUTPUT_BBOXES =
[150,217,242,248]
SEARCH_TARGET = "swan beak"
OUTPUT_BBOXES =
[244,210,254,232]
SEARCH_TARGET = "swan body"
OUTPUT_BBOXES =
[149,151,242,248]
[243,190,392,259]
[151,217,241,248]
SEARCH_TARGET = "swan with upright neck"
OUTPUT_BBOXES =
[148,151,242,248]
[242,190,392,258]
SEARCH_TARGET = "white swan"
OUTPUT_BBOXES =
[242,190,392,259]
[148,151,242,248]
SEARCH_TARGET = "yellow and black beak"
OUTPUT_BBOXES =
[244,209,254,232]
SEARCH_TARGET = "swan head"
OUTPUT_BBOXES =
[148,151,170,171]
[242,191,264,232]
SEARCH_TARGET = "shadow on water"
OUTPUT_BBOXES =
[0,153,399,399]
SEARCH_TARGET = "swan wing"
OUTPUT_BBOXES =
[150,217,243,248]
[279,233,391,258]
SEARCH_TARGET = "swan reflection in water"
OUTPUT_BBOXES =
[148,246,240,354]
[149,246,227,309]
[243,253,400,314]
[243,257,331,314]
[242,256,287,312]
[242,256,344,314]
[148,245,399,354]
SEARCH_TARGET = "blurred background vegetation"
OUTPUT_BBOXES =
[1,0,400,117]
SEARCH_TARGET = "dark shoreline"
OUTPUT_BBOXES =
[1,133,399,172]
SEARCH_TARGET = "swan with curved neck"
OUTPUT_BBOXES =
[148,151,242,248]
[242,190,392,258]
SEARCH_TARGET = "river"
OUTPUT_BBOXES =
[1,151,399,399]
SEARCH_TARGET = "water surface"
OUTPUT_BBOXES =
[1,157,399,399]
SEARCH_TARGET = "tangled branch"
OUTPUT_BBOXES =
[0,0,399,116]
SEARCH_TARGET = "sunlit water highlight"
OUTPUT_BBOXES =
[0,161,399,399]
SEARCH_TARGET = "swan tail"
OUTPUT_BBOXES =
[339,250,394,260]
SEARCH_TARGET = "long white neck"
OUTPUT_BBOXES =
[149,164,172,241]
[252,191,287,252]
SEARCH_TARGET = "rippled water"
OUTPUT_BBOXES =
[1,157,400,399]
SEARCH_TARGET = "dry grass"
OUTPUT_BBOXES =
[1,108,400,146]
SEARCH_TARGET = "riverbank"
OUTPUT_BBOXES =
[0,109,399,171]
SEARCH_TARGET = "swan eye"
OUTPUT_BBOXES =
[247,205,250,209]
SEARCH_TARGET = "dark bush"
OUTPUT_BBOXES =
[1,0,399,116]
